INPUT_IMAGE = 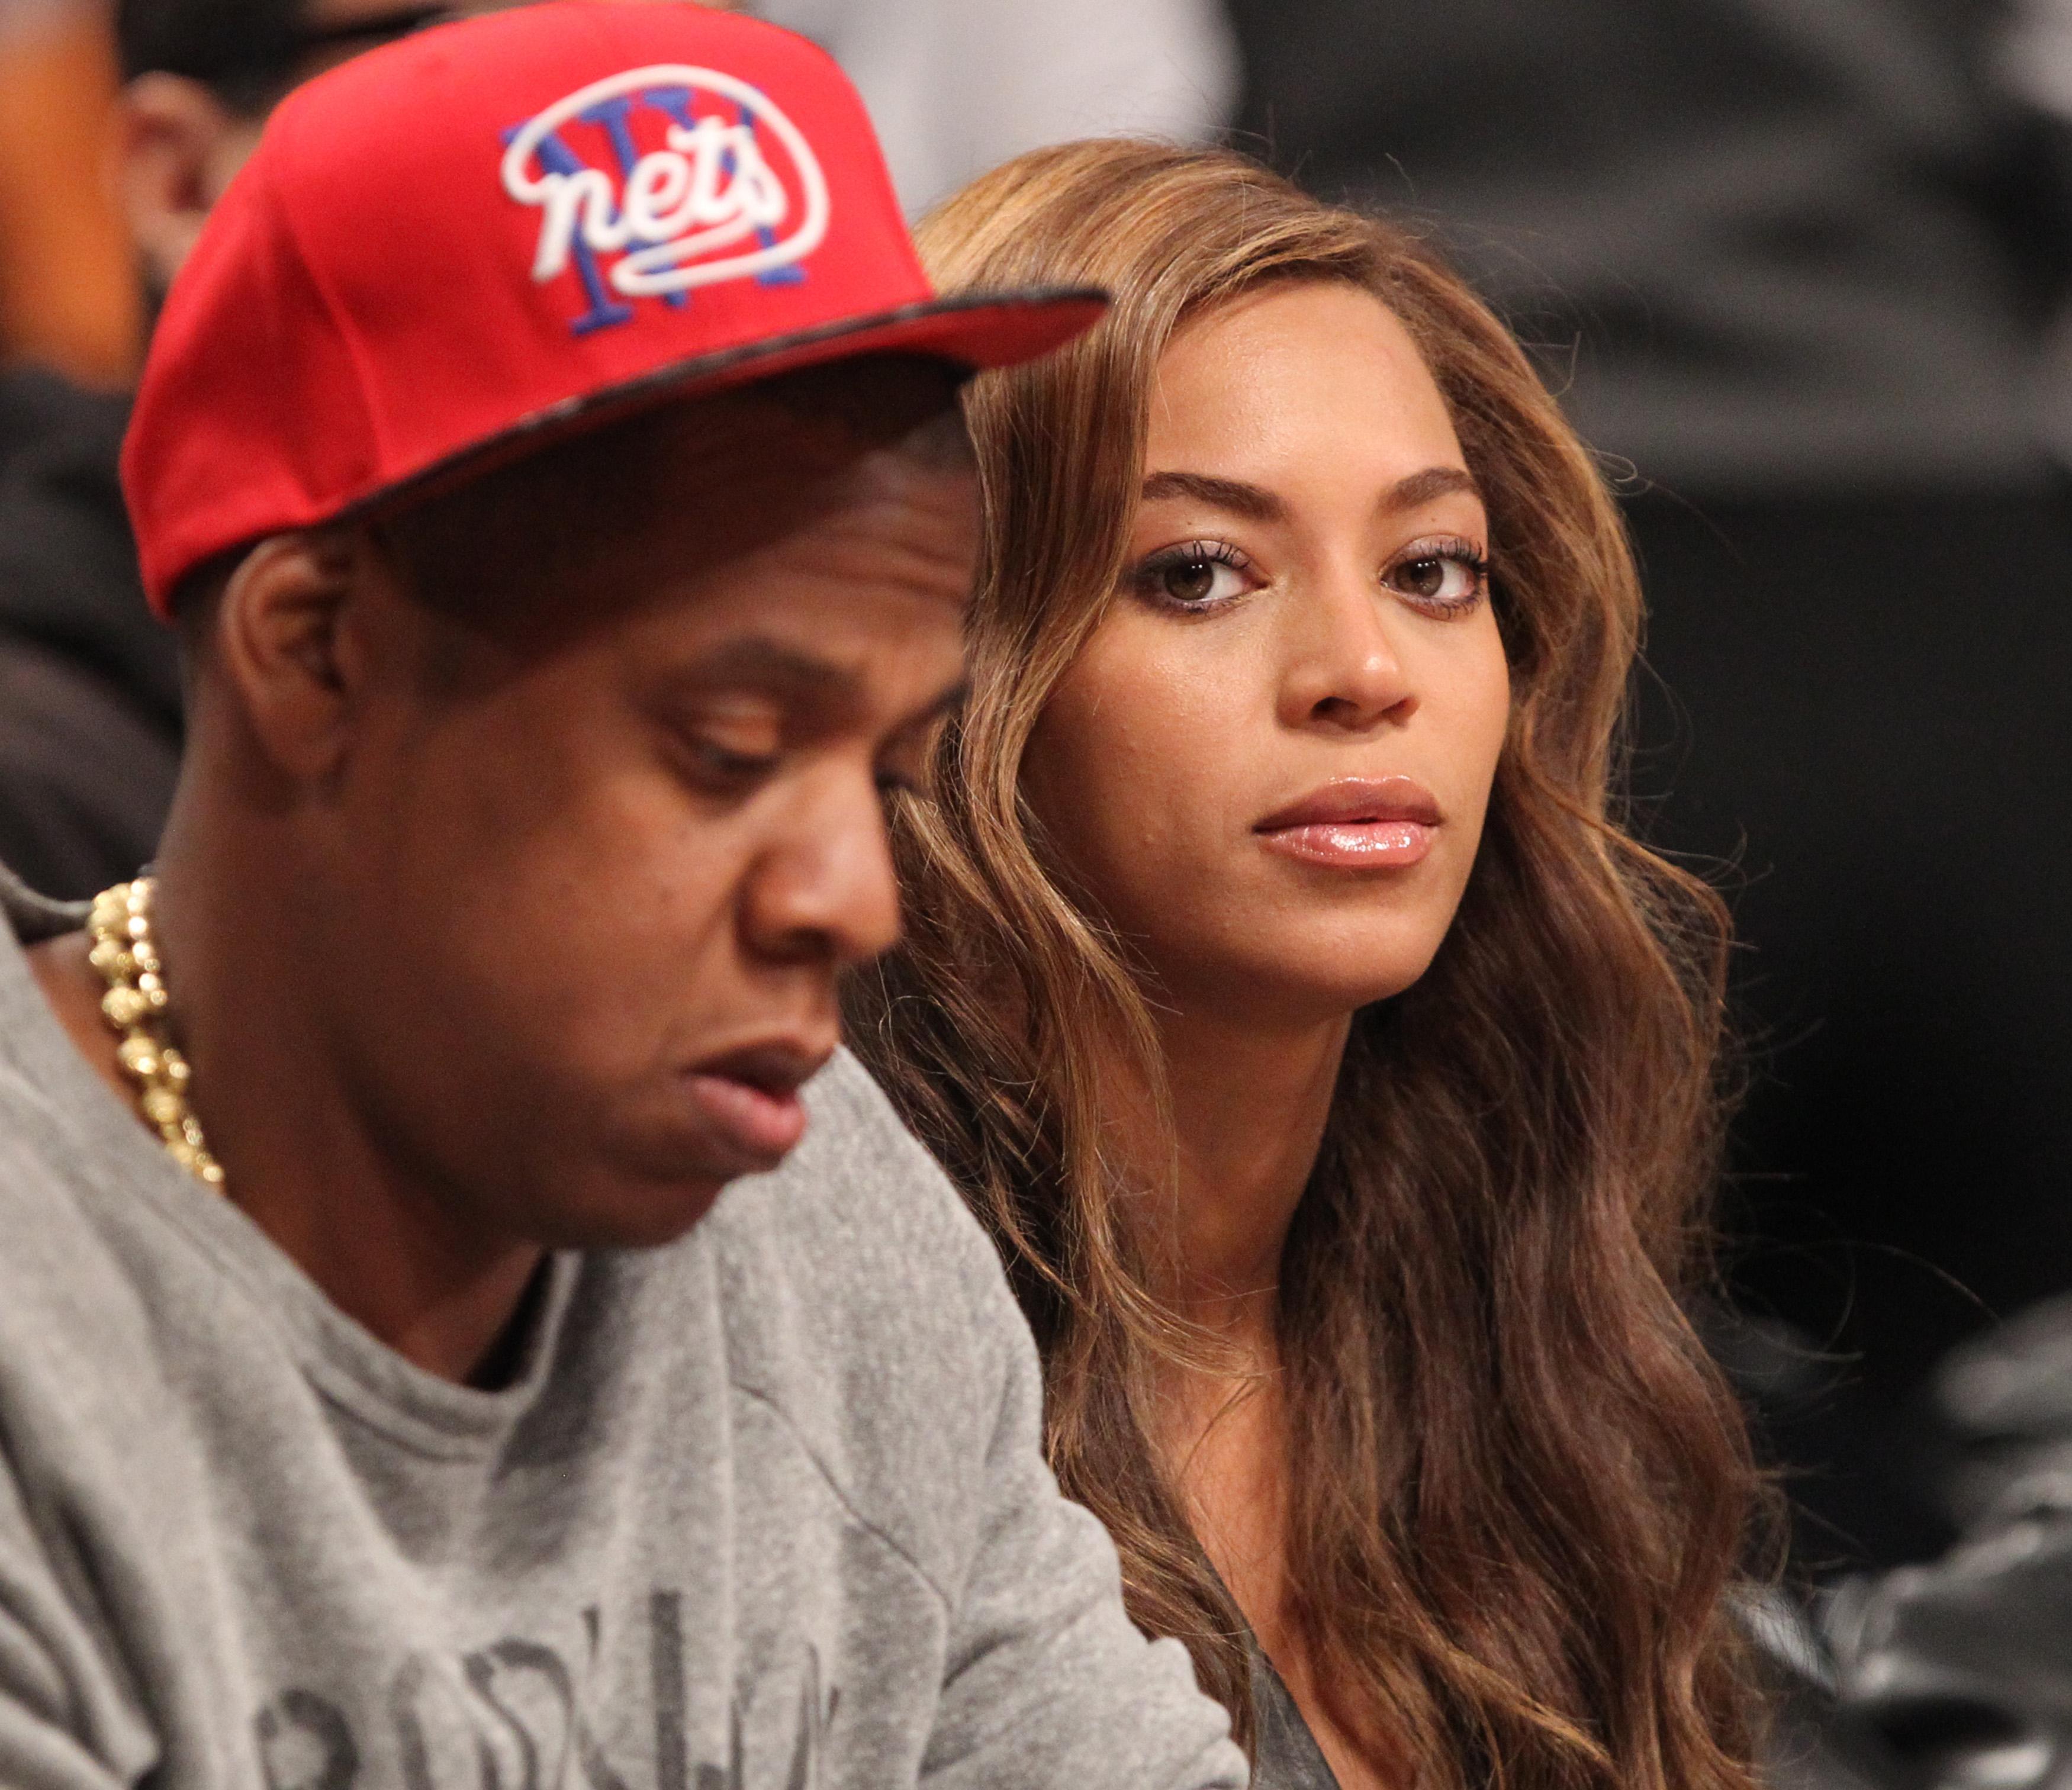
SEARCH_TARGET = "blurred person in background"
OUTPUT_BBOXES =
[0,0,487,902]
[0,0,152,899]
[0,0,136,379]
[1825,1292,2072,1790]
[1223,0,2072,1575]
[742,0,1236,214]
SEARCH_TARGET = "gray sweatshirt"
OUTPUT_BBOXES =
[0,871,1246,1790]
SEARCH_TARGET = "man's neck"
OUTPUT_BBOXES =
[26,857,544,1387]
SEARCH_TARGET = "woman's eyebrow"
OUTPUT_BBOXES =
[1384,465,1482,513]
[1140,465,1482,521]
[1140,471,1286,520]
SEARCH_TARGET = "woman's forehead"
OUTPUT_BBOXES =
[1143,285,1468,521]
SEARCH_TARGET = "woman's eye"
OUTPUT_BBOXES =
[1134,543,1255,610]
[1388,548,1486,612]
[1162,558,1236,605]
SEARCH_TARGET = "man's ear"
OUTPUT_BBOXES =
[113,73,264,295]
[209,530,391,786]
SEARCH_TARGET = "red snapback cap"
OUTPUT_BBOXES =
[121,0,1106,614]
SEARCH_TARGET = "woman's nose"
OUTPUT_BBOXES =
[1277,566,1417,732]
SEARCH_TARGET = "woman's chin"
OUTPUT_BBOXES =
[1169,945,1440,1028]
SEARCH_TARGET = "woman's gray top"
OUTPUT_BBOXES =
[1252,1649,1343,1790]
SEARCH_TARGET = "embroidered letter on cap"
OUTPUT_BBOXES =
[502,64,831,333]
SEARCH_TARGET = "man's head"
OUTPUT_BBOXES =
[122,0,1103,1247]
[172,356,975,1246]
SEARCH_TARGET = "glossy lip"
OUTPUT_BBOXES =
[681,1036,834,1172]
[1254,775,1443,870]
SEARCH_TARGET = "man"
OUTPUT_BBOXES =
[0,0,497,899]
[0,5,1247,1785]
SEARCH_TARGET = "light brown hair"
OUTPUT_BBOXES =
[844,139,1768,1790]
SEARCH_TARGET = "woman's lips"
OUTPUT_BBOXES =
[1254,776,1442,870]
[1259,819,1435,867]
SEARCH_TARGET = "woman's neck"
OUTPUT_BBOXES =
[1144,1001,1351,1345]
[1133,1000,1391,1789]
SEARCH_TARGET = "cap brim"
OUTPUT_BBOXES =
[349,285,1108,520]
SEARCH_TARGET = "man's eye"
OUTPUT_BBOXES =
[688,738,780,785]
[874,751,929,801]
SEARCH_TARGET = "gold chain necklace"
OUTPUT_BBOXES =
[87,877,226,1191]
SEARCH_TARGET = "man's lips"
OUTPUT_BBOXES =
[683,1039,832,1170]
[1254,775,1443,868]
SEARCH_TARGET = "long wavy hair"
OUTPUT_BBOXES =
[844,139,1768,1790]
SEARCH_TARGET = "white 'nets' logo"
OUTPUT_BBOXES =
[500,65,831,335]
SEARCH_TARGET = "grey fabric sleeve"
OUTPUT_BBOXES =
[918,1277,1247,1790]
[0,1462,143,1790]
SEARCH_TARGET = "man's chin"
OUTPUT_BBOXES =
[559,1126,810,1250]
[542,1173,734,1251]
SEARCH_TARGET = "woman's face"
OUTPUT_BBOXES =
[1021,280,1511,1026]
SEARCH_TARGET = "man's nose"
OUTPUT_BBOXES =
[1277,565,1417,732]
[738,770,903,970]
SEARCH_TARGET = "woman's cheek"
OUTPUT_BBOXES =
[1027,651,1214,925]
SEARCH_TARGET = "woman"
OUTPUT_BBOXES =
[844,140,1768,1790]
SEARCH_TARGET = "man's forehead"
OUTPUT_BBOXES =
[633,617,968,742]
[644,367,972,482]
[556,363,974,537]
[652,636,863,701]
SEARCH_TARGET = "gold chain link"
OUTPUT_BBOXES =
[86,878,226,1191]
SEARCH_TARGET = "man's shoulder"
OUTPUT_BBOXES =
[692,1049,1029,1579]
[0,1039,117,1258]
[0,1053,197,1511]
[709,1047,1006,1334]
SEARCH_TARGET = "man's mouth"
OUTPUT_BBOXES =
[681,1039,832,1171]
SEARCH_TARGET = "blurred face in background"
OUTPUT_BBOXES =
[117,0,499,295]
[1019,278,1511,1030]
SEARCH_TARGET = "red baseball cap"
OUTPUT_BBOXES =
[121,0,1106,614]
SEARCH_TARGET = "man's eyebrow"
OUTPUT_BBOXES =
[654,641,967,733]
[662,638,860,708]
[1140,471,1288,522]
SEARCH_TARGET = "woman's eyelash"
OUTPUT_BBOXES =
[1138,539,1252,576]
[1127,536,1489,615]
[1188,539,1244,559]
[1386,537,1489,612]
